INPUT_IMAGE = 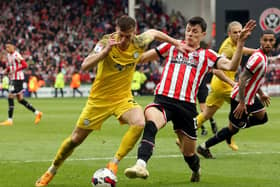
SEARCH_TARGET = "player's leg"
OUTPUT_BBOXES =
[124,105,166,179]
[35,127,92,186]
[197,99,244,158]
[0,93,14,126]
[107,106,145,174]
[16,93,43,124]
[246,97,268,128]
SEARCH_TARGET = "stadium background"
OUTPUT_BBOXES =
[0,0,279,98]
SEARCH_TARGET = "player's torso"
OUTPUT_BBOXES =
[90,37,145,101]
[211,37,236,94]
[156,45,218,103]
[7,51,24,80]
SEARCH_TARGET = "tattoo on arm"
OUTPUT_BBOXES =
[238,69,253,102]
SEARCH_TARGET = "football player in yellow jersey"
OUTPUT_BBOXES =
[35,15,189,187]
[196,21,255,151]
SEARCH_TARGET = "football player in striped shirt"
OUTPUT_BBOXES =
[197,30,275,159]
[0,42,42,126]
[125,17,256,182]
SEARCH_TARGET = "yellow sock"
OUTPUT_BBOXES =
[196,113,206,128]
[114,125,144,161]
[52,136,78,168]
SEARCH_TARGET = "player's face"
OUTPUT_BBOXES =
[185,24,206,48]
[5,44,15,54]
[229,25,242,44]
[260,34,276,54]
[116,27,135,50]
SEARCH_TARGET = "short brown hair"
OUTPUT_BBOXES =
[116,15,136,31]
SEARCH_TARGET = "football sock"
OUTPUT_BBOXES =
[137,121,158,163]
[184,154,200,173]
[205,127,232,148]
[52,136,79,168]
[196,113,206,128]
[19,99,36,112]
[246,113,268,128]
[8,98,14,118]
[114,125,144,161]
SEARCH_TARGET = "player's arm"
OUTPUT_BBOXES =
[233,68,252,118]
[13,53,28,73]
[217,20,256,71]
[243,47,256,55]
[212,69,236,87]
[139,49,159,64]
[81,35,119,71]
[142,29,193,53]
[257,88,270,107]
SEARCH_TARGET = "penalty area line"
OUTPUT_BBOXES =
[1,151,280,164]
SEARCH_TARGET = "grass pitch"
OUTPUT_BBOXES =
[0,96,279,187]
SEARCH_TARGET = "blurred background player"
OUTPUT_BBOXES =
[197,71,218,136]
[197,30,275,159]
[0,43,42,126]
[28,74,39,98]
[70,70,83,97]
[35,15,189,187]
[196,21,255,150]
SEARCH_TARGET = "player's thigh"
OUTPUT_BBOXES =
[76,100,113,130]
[206,90,225,108]
[115,98,145,126]
[145,106,166,129]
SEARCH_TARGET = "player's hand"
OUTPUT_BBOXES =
[233,101,247,119]
[104,33,121,53]
[239,19,256,42]
[260,94,270,107]
[176,41,195,53]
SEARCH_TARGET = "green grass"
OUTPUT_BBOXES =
[0,96,279,187]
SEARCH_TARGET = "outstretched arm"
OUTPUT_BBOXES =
[143,29,193,53]
[212,69,236,87]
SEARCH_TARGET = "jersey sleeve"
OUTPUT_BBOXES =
[155,42,171,58]
[15,51,24,61]
[91,35,109,55]
[206,49,220,68]
[246,53,263,74]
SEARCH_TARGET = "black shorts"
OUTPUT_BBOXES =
[9,80,24,94]
[229,97,265,128]
[153,95,198,140]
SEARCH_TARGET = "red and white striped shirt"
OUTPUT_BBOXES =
[7,51,26,80]
[155,42,220,103]
[231,49,267,105]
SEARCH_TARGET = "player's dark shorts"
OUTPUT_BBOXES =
[197,83,209,103]
[152,95,198,140]
[229,97,265,128]
[8,80,24,94]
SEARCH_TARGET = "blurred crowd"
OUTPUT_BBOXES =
[0,0,279,96]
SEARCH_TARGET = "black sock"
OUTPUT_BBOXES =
[19,99,36,113]
[8,98,14,118]
[184,154,200,173]
[137,121,158,163]
[205,127,233,148]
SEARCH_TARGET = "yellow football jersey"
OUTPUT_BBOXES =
[89,32,153,101]
[210,37,236,93]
